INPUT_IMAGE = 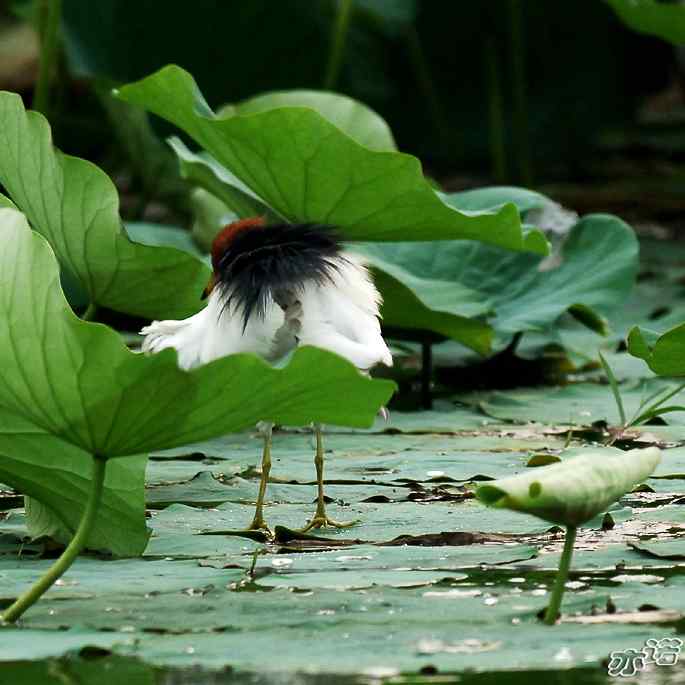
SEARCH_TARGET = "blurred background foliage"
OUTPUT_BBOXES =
[3,0,685,215]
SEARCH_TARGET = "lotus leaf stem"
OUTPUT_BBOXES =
[544,524,577,625]
[1,455,107,623]
[324,0,353,90]
[82,302,98,321]
[33,0,63,116]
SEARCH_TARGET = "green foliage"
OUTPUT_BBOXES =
[0,206,394,603]
[357,213,638,350]
[629,323,685,376]
[476,448,661,527]
[0,207,394,460]
[116,65,548,253]
[600,351,685,429]
[218,90,397,151]
[153,77,636,353]
[606,0,685,44]
[478,446,660,623]
[0,436,148,557]
[0,91,210,318]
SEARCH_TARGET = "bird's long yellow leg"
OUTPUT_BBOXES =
[299,423,358,532]
[247,423,272,533]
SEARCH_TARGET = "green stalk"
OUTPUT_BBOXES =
[406,26,451,154]
[32,0,63,117]
[2,456,107,623]
[599,351,626,427]
[485,36,507,183]
[544,525,577,625]
[507,0,532,186]
[324,0,353,90]
[81,302,98,322]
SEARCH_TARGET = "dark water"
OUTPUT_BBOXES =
[3,655,685,685]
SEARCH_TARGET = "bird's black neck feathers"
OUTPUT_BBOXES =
[215,223,343,330]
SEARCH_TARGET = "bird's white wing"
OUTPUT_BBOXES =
[141,308,210,370]
[140,290,295,370]
[296,255,392,371]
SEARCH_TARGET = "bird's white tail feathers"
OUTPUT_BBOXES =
[296,252,393,371]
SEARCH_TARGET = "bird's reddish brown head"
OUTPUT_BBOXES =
[202,216,266,299]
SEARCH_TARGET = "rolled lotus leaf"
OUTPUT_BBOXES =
[476,448,661,527]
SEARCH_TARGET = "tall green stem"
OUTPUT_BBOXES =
[324,0,353,90]
[81,302,98,322]
[544,525,577,625]
[406,26,451,155]
[2,456,107,623]
[485,36,507,183]
[32,0,63,117]
[507,0,532,186]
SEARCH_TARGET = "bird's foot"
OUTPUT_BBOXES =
[246,516,273,538]
[297,514,359,533]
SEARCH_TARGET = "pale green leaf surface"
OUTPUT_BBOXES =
[0,629,135,661]
[443,186,549,215]
[471,381,685,427]
[218,89,397,151]
[477,448,661,526]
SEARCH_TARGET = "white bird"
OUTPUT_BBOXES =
[141,217,392,533]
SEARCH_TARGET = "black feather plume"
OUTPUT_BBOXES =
[214,223,343,330]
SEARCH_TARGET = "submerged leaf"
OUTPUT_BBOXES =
[476,448,661,526]
[116,65,548,253]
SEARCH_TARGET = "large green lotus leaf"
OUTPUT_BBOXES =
[443,186,549,215]
[0,91,209,319]
[168,137,275,221]
[116,65,548,253]
[219,90,396,151]
[367,263,493,353]
[0,413,148,556]
[358,214,638,346]
[188,188,238,254]
[0,208,395,459]
[477,448,661,527]
[628,323,685,376]
[606,0,685,44]
[124,221,204,258]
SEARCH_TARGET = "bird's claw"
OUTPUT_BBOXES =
[378,406,390,422]
[297,515,359,533]
[247,517,274,538]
